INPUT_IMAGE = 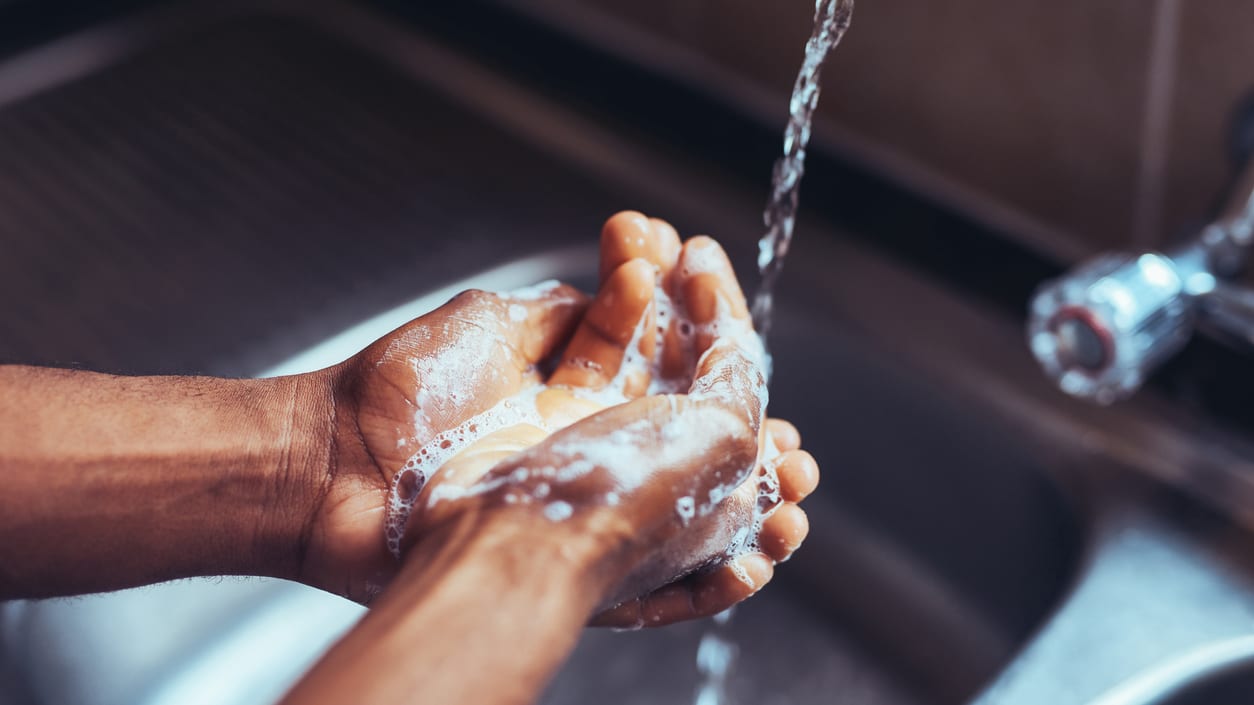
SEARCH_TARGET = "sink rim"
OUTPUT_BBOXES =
[1089,636,1254,705]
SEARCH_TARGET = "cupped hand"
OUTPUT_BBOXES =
[397,212,819,626]
[296,281,589,602]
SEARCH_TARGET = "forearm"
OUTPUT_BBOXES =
[282,509,613,705]
[0,365,332,598]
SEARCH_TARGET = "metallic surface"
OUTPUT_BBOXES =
[0,2,1253,705]
[1028,253,1192,403]
[1028,152,1254,403]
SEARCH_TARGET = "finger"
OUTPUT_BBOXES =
[590,553,774,628]
[758,503,809,562]
[766,418,801,451]
[498,282,590,365]
[689,335,767,430]
[776,450,819,502]
[677,236,750,330]
[550,258,656,396]
[599,211,681,286]
[689,552,773,618]
[589,597,644,629]
[662,236,753,380]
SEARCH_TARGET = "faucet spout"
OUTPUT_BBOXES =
[1027,104,1254,403]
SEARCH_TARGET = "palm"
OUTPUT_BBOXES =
[385,214,799,626]
[300,286,586,602]
[297,211,817,626]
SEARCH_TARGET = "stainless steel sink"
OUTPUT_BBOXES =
[0,242,1082,705]
[1112,644,1254,705]
[3,2,1254,705]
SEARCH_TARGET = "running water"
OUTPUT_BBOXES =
[750,0,855,342]
[693,609,738,705]
[694,3,854,704]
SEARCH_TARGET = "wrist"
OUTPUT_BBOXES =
[253,368,339,582]
[282,502,609,705]
[0,367,343,597]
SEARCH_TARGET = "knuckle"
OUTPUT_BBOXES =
[451,288,498,309]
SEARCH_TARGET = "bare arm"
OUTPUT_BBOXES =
[283,333,772,705]
[0,283,585,601]
[0,365,326,598]
[280,508,612,705]
[0,215,816,705]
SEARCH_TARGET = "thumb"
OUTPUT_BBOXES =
[496,280,589,365]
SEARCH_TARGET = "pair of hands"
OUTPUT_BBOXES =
[295,212,818,626]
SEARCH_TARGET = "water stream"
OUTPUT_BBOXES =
[750,0,855,343]
[696,2,854,703]
[693,608,739,705]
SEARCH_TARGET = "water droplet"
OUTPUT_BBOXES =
[675,496,696,525]
[544,501,573,522]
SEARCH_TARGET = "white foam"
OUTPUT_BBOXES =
[679,240,730,277]
[653,282,673,362]
[549,417,654,490]
[757,437,783,514]
[570,301,653,406]
[726,556,753,587]
[384,385,548,556]
[661,419,684,441]
[675,496,696,526]
[384,266,777,567]
[543,500,573,522]
[409,315,509,439]
[504,279,562,300]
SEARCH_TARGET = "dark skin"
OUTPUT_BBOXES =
[307,213,817,618]
[0,212,820,704]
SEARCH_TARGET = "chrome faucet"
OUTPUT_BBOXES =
[1028,115,1254,403]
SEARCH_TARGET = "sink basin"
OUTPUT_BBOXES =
[1,245,1081,705]
[1135,644,1254,705]
[545,248,1084,704]
[0,4,1085,704]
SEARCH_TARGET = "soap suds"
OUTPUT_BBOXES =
[504,279,562,301]
[385,385,548,556]
[385,270,773,568]
[409,313,509,439]
[676,496,696,525]
[544,500,574,522]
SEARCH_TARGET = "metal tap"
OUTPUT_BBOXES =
[1028,99,1254,403]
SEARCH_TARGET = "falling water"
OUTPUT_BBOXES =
[750,0,855,342]
[693,609,737,705]
[691,3,854,704]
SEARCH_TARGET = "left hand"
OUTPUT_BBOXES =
[290,282,589,602]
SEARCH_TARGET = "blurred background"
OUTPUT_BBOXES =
[4,1,1254,705]
[510,0,1254,260]
[4,0,1254,368]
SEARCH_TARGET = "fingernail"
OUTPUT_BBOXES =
[734,553,774,591]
